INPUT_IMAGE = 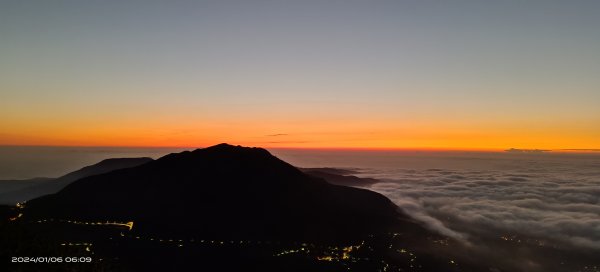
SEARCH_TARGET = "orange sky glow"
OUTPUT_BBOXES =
[2,114,598,151]
[2,1,599,152]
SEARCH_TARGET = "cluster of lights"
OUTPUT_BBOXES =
[500,234,550,247]
[432,238,450,246]
[32,218,134,231]
[274,247,308,257]
[8,213,22,221]
[314,244,362,262]
[582,265,600,271]
[116,232,298,248]
[20,216,440,271]
[60,242,94,254]
[7,202,25,221]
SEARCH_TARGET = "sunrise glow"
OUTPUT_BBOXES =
[1,1,599,151]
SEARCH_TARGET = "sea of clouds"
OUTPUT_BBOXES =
[362,154,600,250]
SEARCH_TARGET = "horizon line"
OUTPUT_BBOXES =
[1,144,600,153]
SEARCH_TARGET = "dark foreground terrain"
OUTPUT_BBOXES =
[2,205,475,272]
[4,144,588,272]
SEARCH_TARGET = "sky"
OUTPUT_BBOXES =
[1,0,599,150]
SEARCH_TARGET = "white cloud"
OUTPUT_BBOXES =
[366,165,600,249]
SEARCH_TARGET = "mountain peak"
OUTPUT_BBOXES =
[193,143,267,154]
[156,143,281,171]
[196,143,268,154]
[25,144,406,242]
[206,143,239,149]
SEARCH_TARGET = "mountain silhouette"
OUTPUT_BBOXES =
[301,168,379,186]
[25,144,422,242]
[0,178,51,195]
[0,158,153,205]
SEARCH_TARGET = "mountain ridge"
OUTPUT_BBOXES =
[0,157,153,204]
[24,143,422,242]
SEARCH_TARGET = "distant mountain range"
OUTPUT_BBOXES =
[24,144,423,242]
[299,168,379,186]
[0,157,152,205]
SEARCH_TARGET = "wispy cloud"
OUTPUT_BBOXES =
[266,141,310,144]
[266,133,289,137]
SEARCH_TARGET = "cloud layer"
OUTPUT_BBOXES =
[364,156,600,250]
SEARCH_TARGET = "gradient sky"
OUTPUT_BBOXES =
[1,0,599,150]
